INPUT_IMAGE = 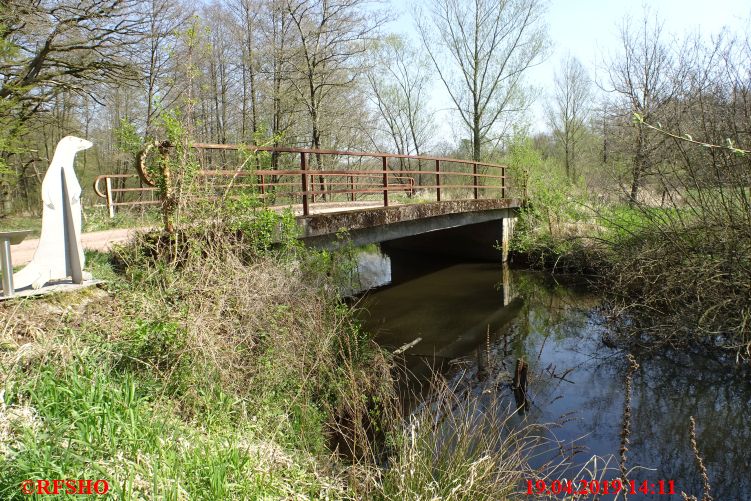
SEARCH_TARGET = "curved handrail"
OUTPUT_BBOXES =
[93,174,136,198]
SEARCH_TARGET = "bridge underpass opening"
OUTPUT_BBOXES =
[381,219,508,263]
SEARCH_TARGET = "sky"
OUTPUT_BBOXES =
[384,0,751,142]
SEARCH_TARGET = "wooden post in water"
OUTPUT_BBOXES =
[513,358,529,412]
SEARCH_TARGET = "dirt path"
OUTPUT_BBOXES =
[10,228,141,267]
[8,201,389,267]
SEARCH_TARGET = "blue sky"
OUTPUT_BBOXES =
[384,0,751,140]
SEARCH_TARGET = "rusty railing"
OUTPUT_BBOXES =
[93,144,509,217]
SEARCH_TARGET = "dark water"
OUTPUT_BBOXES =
[354,249,751,500]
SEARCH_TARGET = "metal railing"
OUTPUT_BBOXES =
[93,144,509,217]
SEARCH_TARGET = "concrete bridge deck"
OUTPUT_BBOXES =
[299,198,521,252]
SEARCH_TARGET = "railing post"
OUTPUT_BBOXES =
[300,152,309,216]
[435,159,441,202]
[259,174,265,195]
[105,177,115,218]
[473,162,478,200]
[501,166,506,199]
[349,175,354,201]
[382,156,389,207]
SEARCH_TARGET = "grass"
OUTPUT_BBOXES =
[82,207,161,233]
[0,214,42,238]
[0,351,341,499]
[378,379,542,500]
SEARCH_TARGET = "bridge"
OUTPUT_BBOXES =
[91,144,523,261]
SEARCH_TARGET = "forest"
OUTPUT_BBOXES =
[0,0,747,210]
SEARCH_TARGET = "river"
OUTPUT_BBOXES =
[352,248,751,500]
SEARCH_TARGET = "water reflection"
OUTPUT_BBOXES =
[356,249,751,500]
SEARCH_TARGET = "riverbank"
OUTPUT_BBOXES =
[510,190,751,363]
[0,227,382,498]
[357,260,750,499]
[0,218,543,499]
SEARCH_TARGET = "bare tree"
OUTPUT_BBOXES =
[141,0,189,135]
[0,0,147,213]
[285,0,385,153]
[228,0,261,142]
[545,55,590,180]
[0,0,146,107]
[602,11,680,205]
[366,35,435,166]
[284,0,386,198]
[262,0,297,170]
[415,0,548,161]
[204,3,236,143]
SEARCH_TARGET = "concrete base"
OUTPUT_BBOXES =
[0,279,103,301]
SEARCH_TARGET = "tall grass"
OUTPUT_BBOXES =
[375,378,542,500]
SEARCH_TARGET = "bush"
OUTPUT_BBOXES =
[507,138,604,272]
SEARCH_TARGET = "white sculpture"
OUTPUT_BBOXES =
[13,136,93,290]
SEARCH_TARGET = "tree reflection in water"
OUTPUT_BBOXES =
[505,272,751,500]
[358,258,751,500]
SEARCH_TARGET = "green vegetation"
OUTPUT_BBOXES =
[0,214,42,237]
[379,381,540,501]
[507,138,601,272]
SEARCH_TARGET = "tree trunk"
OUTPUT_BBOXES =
[629,128,646,205]
[312,117,325,202]
[473,117,481,162]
